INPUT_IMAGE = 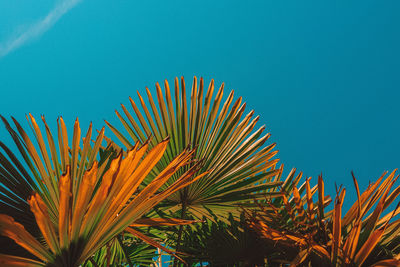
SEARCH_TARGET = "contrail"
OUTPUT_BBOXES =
[0,0,82,58]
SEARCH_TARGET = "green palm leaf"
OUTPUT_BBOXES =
[106,76,282,219]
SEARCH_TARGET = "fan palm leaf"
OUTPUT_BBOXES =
[0,115,208,266]
[0,115,109,228]
[245,170,400,266]
[0,115,110,258]
[106,76,282,220]
[0,137,208,266]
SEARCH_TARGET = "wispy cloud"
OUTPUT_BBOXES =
[0,0,82,58]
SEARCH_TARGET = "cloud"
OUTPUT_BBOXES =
[0,0,82,58]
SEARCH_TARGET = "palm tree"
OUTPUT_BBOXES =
[105,76,284,265]
[106,76,282,219]
[0,115,208,266]
[245,170,400,266]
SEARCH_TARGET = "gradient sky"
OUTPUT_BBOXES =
[0,0,399,208]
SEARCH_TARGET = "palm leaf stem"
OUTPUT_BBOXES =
[173,202,187,267]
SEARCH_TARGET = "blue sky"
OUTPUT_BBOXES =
[0,0,399,208]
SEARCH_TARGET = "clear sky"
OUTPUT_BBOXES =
[0,0,399,208]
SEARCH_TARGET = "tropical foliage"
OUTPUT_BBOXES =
[171,215,268,266]
[0,77,399,267]
[105,76,282,220]
[106,76,285,265]
[245,170,400,266]
[0,115,207,266]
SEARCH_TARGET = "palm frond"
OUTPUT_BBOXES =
[106,76,281,219]
[0,115,109,258]
[0,116,207,266]
[245,170,400,266]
